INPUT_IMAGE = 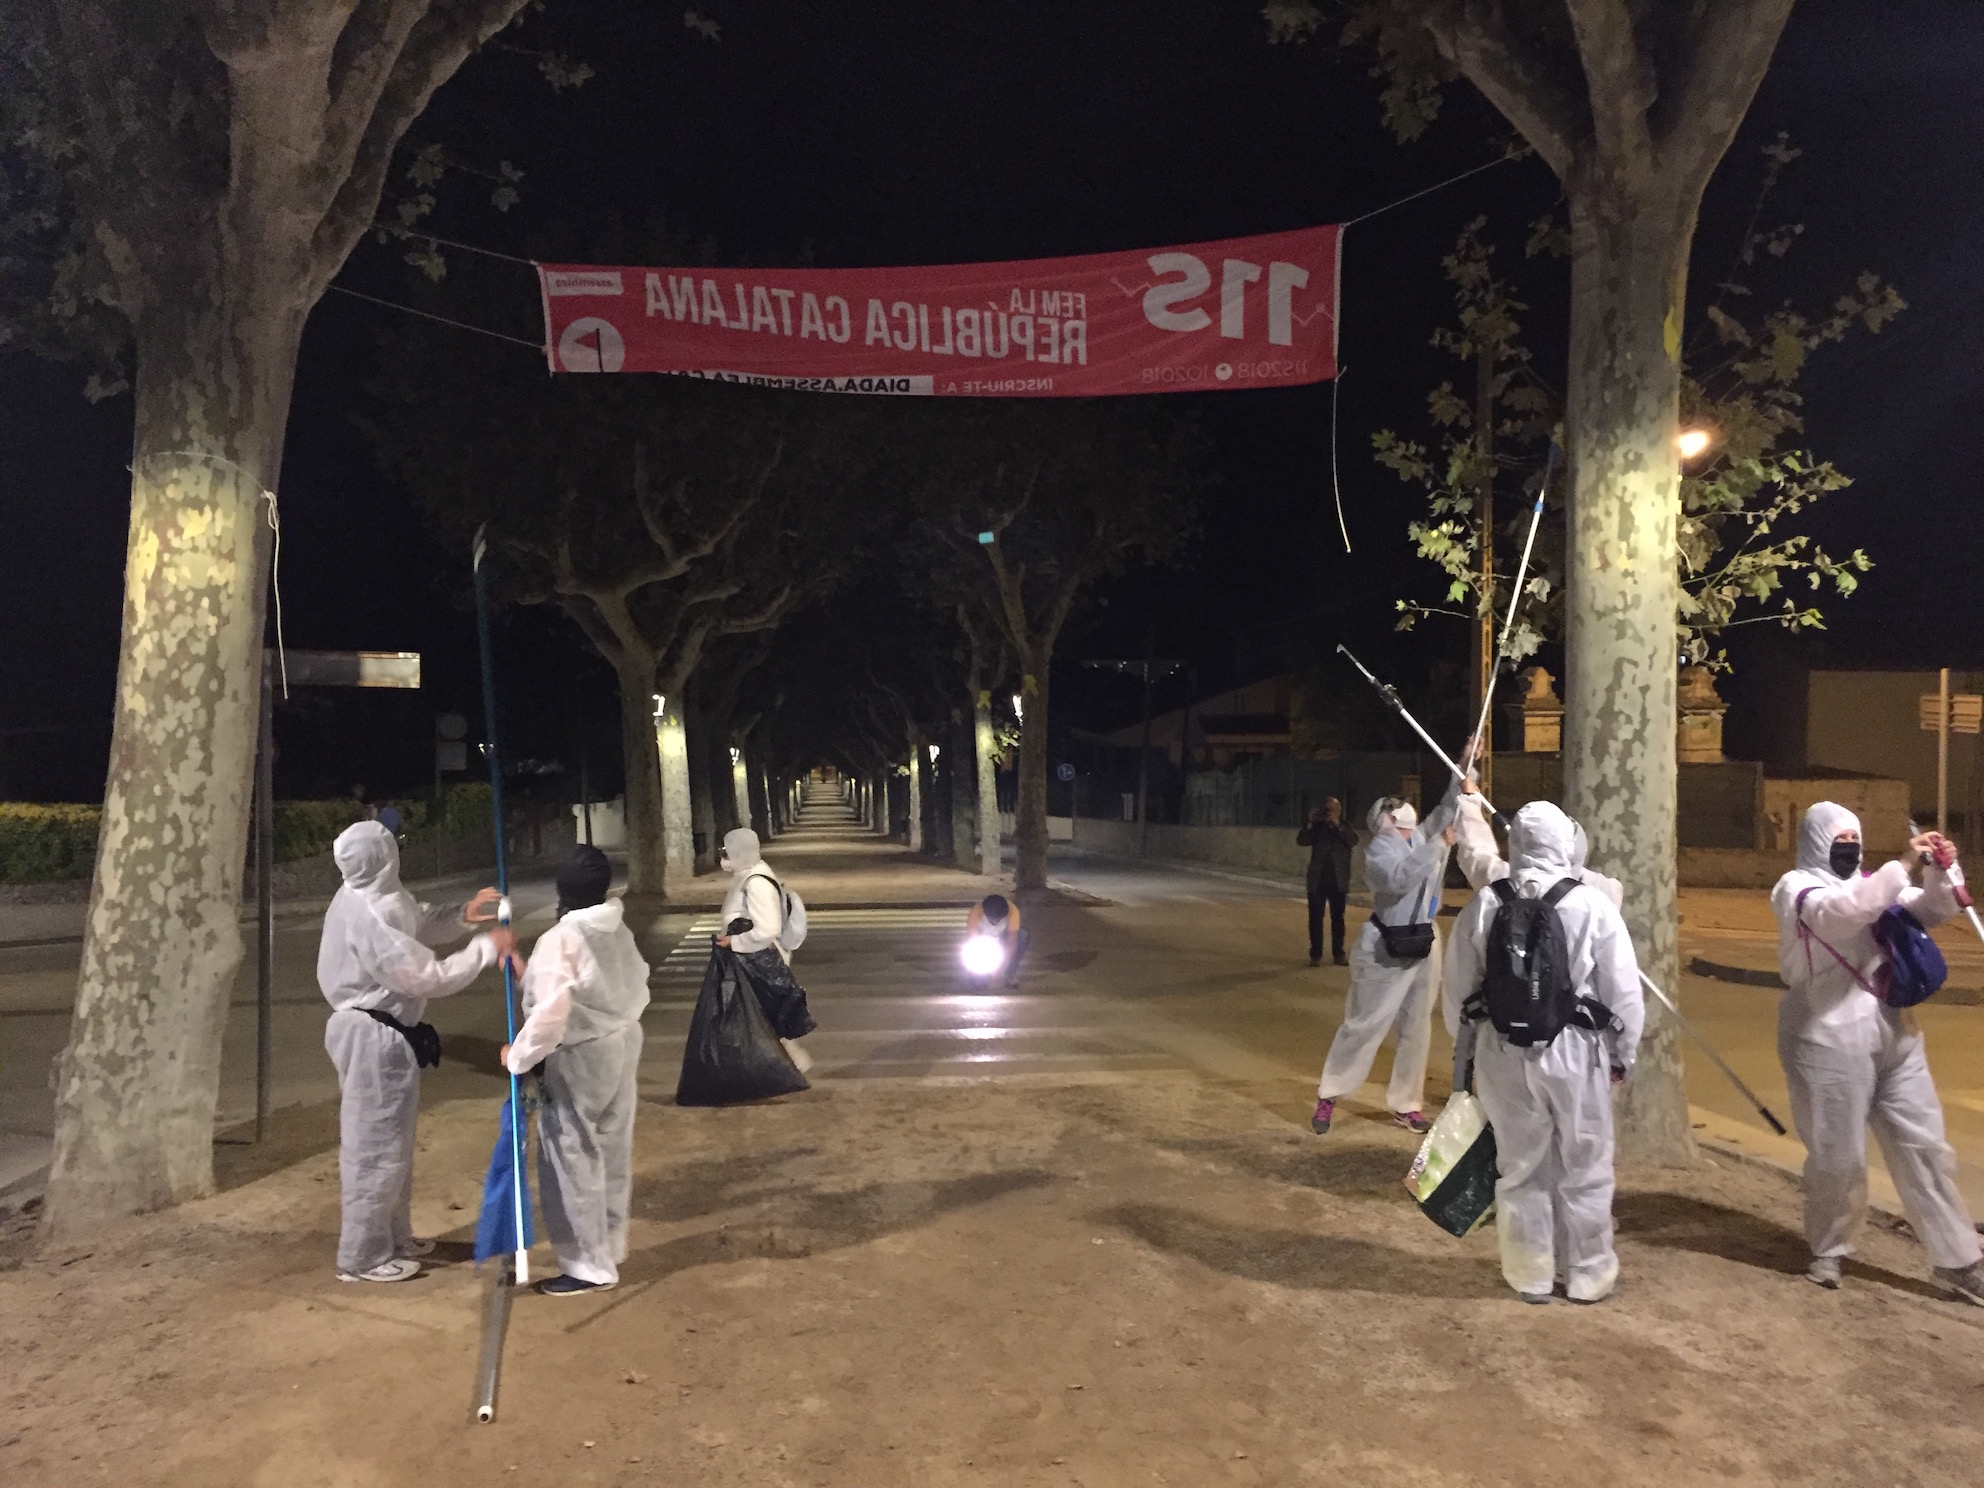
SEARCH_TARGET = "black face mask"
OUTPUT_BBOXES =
[1828,839,1862,879]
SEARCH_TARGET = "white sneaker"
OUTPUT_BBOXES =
[1806,1255,1842,1290]
[338,1258,422,1284]
[395,1237,437,1258]
[780,1037,814,1074]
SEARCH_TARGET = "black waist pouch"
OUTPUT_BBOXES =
[1374,920,1435,961]
[365,1008,442,1068]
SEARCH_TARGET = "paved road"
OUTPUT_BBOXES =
[7,793,1984,1229]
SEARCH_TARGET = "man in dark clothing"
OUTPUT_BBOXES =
[1296,797,1356,966]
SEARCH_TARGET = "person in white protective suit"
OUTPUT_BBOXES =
[1453,780,1624,909]
[318,821,512,1283]
[1444,801,1644,1304]
[1310,786,1459,1136]
[714,826,815,1071]
[1771,802,1984,1302]
[501,845,650,1297]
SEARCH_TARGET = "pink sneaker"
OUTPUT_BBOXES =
[1392,1110,1432,1134]
[1310,1098,1335,1134]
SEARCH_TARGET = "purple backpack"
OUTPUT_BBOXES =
[1795,887,1947,1009]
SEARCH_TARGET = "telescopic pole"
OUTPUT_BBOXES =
[1336,644,1507,831]
[1637,973,1788,1135]
[471,527,528,1286]
[1461,443,1559,777]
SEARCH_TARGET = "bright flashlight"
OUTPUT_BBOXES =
[1677,428,1711,460]
[960,934,1007,977]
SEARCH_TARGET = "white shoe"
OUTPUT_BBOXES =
[395,1237,437,1258]
[338,1258,422,1283]
[1806,1255,1842,1290]
[780,1037,814,1074]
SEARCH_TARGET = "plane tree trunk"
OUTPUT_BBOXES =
[39,0,534,1240]
[1425,0,1799,1161]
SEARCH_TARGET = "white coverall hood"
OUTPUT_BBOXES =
[1506,802,1578,894]
[333,821,417,934]
[1797,800,1861,879]
[721,827,763,874]
[1367,798,1416,835]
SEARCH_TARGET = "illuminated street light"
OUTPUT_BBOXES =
[1677,427,1712,460]
[928,743,941,762]
[1011,692,1024,723]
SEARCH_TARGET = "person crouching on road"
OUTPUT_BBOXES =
[1297,796,1357,966]
[501,846,650,1298]
[965,894,1029,987]
[716,827,816,1071]
[1771,803,1984,1303]
[1311,787,1458,1137]
[1443,801,1644,1305]
[318,821,512,1284]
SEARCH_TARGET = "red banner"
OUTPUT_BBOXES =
[536,225,1339,396]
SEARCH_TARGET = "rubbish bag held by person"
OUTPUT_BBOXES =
[1770,802,1984,1303]
[318,821,513,1283]
[500,846,648,1297]
[675,940,811,1107]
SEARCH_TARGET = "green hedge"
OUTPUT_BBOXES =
[0,783,502,885]
[0,804,102,885]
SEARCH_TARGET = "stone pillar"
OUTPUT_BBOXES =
[1676,665,1727,764]
[1504,667,1566,754]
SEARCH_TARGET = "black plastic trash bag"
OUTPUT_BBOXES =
[735,946,817,1041]
[675,942,811,1106]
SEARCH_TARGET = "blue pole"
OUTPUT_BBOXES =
[471,526,529,1284]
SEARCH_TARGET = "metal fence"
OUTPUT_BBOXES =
[1182,752,1423,829]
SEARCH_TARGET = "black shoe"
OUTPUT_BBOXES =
[1332,952,1348,966]
[1308,954,1323,967]
[538,1274,615,1297]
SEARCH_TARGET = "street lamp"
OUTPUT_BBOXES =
[1677,427,1712,460]
[1011,692,1023,723]
[928,743,941,763]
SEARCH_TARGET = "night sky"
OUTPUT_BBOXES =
[2,0,1979,801]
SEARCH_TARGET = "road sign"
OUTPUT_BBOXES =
[1919,693,1982,735]
[1056,761,1075,782]
[274,649,421,689]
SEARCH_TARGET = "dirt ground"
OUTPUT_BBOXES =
[4,1075,1983,1488]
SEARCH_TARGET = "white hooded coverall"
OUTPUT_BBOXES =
[1316,790,1458,1115]
[1770,802,1981,1271]
[506,899,652,1286]
[718,826,787,961]
[1444,802,1645,1301]
[318,822,496,1275]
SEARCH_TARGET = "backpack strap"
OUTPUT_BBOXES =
[1487,877,1517,907]
[1543,877,1582,908]
[1794,885,1877,995]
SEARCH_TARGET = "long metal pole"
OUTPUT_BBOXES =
[1337,644,1506,829]
[472,1262,515,1422]
[1938,666,1950,835]
[1638,973,1787,1136]
[471,527,529,1287]
[255,665,274,1144]
[1462,443,1558,775]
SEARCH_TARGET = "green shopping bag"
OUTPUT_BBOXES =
[1403,1091,1499,1237]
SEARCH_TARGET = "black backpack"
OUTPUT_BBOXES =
[1465,877,1614,1048]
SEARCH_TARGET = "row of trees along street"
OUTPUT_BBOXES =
[4,0,1810,1236]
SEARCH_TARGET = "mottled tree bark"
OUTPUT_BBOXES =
[48,304,297,1229]
[1426,0,1798,1164]
[611,649,665,895]
[40,0,533,1238]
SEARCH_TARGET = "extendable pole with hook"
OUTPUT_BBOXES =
[1337,644,1509,832]
[1460,442,1559,777]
